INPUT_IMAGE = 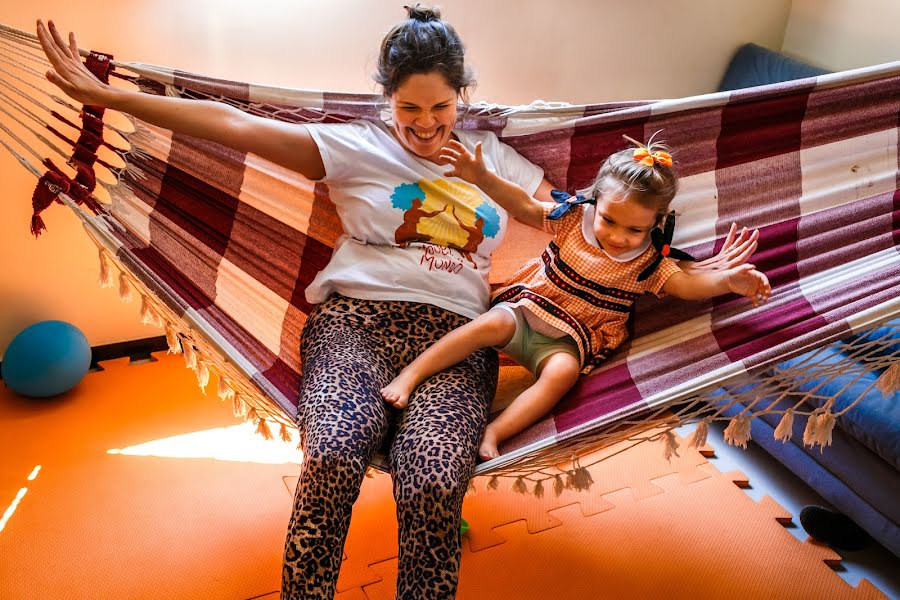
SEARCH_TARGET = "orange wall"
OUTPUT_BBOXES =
[0,0,794,355]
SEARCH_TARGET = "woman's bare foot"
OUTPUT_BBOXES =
[478,425,500,461]
[380,371,418,409]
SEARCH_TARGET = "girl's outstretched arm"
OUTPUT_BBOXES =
[663,263,771,307]
[441,140,546,229]
[37,20,325,180]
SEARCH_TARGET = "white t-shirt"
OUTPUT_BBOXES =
[304,119,544,318]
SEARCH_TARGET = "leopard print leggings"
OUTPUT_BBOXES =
[282,294,499,599]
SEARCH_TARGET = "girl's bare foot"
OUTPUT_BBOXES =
[380,372,417,409]
[478,425,500,461]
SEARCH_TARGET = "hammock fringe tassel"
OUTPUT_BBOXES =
[233,394,249,418]
[803,404,837,452]
[195,360,210,393]
[723,414,752,449]
[98,249,114,288]
[662,430,680,461]
[773,409,794,443]
[165,324,181,355]
[118,272,133,303]
[877,363,900,396]
[686,417,710,449]
[89,235,300,445]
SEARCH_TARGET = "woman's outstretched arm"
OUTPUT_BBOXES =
[37,19,325,180]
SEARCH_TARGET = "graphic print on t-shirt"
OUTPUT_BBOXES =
[391,178,500,265]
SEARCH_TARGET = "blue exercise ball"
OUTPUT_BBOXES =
[2,320,92,398]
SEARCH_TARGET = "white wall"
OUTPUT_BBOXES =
[0,0,793,354]
[782,0,900,70]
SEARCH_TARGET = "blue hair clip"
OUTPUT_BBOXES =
[547,189,596,220]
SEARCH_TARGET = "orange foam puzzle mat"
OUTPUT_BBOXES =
[0,353,890,599]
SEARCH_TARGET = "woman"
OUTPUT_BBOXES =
[37,7,758,598]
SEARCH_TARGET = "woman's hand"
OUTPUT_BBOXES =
[681,222,760,274]
[440,140,488,186]
[37,20,110,106]
[37,19,326,179]
[725,264,772,307]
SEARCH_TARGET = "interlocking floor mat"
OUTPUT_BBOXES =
[0,353,888,599]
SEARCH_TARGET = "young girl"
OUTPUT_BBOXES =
[381,136,772,460]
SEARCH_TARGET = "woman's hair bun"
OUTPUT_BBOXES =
[376,4,473,98]
[404,4,441,22]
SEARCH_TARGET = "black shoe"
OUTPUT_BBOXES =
[799,505,869,551]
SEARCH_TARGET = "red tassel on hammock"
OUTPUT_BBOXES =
[86,51,113,83]
[71,159,105,214]
[80,110,105,136]
[30,51,114,238]
[82,51,113,119]
[41,158,104,215]
[75,52,111,167]
[71,159,97,193]
[65,178,104,214]
[72,139,100,164]
[74,128,104,155]
[71,127,102,186]
[73,53,113,205]
[30,215,47,237]
[30,170,70,237]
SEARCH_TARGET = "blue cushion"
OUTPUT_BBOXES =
[718,43,830,92]
[742,344,900,470]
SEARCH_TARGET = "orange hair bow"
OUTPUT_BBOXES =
[633,147,673,167]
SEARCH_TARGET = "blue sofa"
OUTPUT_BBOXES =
[718,43,830,91]
[716,45,899,556]
[719,325,900,556]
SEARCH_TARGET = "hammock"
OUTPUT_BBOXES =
[1,24,898,492]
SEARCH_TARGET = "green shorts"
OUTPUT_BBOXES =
[493,303,580,376]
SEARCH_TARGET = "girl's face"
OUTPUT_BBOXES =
[389,72,458,164]
[593,193,659,257]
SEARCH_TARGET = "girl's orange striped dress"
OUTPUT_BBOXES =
[492,204,681,373]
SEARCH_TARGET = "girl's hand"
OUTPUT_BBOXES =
[36,20,110,106]
[726,264,771,307]
[681,223,760,273]
[440,140,487,186]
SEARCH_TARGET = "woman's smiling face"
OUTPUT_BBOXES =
[388,71,458,163]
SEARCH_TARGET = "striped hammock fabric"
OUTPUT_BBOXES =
[1,24,898,486]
